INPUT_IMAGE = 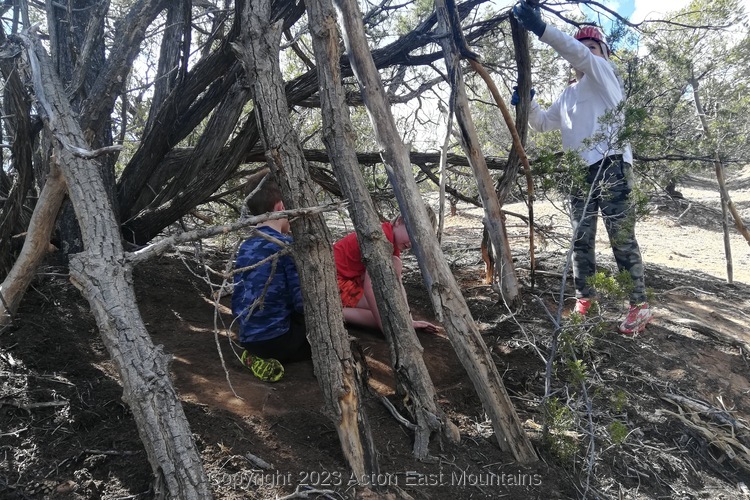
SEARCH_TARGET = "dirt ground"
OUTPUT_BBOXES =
[2,168,750,499]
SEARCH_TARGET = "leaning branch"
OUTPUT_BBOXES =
[467,56,537,287]
[127,203,343,264]
[59,140,122,159]
[20,22,213,496]
[243,147,512,170]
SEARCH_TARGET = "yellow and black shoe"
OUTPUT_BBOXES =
[240,350,284,382]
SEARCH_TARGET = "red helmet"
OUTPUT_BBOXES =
[575,26,610,57]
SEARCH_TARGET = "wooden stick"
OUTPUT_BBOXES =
[468,58,537,287]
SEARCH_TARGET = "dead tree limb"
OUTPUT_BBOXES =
[0,165,66,325]
[237,0,380,481]
[335,0,537,463]
[19,27,211,499]
[78,0,170,138]
[435,0,520,305]
[307,0,459,459]
[689,76,750,283]
[507,15,536,285]
[127,204,341,264]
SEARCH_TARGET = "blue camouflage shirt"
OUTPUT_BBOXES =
[232,226,303,343]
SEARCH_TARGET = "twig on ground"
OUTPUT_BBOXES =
[676,202,693,223]
[1,400,68,410]
[379,395,418,431]
[662,393,748,432]
[279,484,339,499]
[80,449,140,457]
[0,427,28,437]
[657,404,750,474]
[663,286,715,296]
[245,452,274,470]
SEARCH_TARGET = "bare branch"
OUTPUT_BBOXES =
[126,203,343,264]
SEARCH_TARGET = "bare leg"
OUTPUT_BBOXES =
[342,260,402,331]
[342,303,379,329]
[342,257,440,334]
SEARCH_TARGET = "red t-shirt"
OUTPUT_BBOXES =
[333,221,401,279]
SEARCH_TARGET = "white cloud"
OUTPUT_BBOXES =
[604,0,623,13]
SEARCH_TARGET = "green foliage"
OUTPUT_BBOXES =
[560,310,599,351]
[620,0,750,188]
[565,359,588,385]
[531,149,588,196]
[393,0,434,36]
[611,390,628,414]
[583,270,655,306]
[607,19,639,54]
[543,398,579,462]
[586,270,631,302]
[608,421,629,445]
[619,105,648,147]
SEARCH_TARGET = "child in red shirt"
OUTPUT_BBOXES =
[333,215,439,334]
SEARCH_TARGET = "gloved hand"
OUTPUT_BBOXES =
[510,86,536,106]
[512,1,546,37]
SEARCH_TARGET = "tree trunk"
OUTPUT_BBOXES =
[145,0,190,135]
[0,51,35,278]
[433,0,520,305]
[237,0,380,481]
[47,0,117,254]
[115,1,307,242]
[498,16,532,204]
[690,76,750,284]
[116,49,237,225]
[506,16,536,287]
[19,31,211,499]
[0,166,66,324]
[334,0,537,463]
[306,0,459,458]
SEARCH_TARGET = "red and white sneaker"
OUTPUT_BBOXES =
[573,298,594,316]
[618,303,653,335]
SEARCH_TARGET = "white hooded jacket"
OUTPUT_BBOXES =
[528,25,633,166]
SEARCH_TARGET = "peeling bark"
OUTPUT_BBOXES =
[236,0,380,481]
[79,0,171,139]
[434,0,520,305]
[306,0,459,458]
[18,29,211,499]
[0,51,35,277]
[145,0,190,134]
[335,0,537,463]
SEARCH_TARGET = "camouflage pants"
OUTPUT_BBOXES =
[570,156,647,304]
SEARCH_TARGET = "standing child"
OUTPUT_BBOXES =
[333,211,440,334]
[232,171,310,382]
[512,1,652,334]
